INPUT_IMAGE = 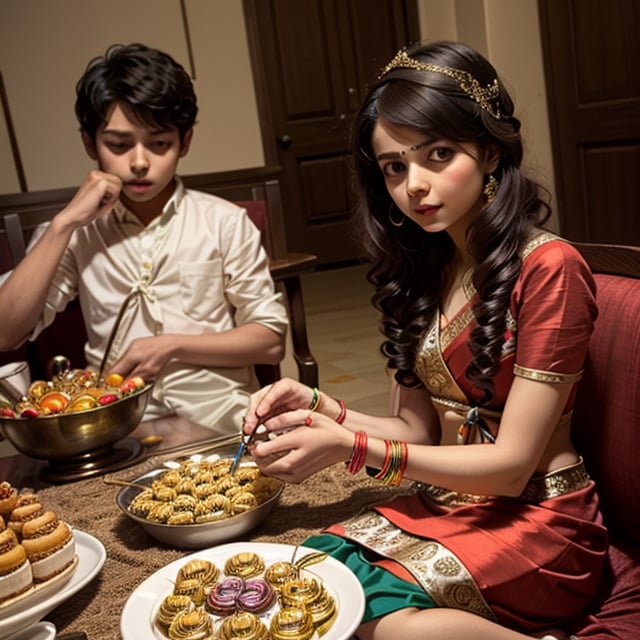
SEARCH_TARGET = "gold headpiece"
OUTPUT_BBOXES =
[378,50,501,119]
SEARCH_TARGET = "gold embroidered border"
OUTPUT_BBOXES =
[341,511,497,621]
[417,457,589,507]
[521,231,559,260]
[513,364,582,384]
[415,320,469,403]
[519,458,590,503]
[440,308,474,352]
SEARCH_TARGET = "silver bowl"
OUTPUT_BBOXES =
[115,448,284,549]
[0,384,152,460]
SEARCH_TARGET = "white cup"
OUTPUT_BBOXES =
[0,361,31,403]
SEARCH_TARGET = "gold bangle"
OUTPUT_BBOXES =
[308,387,320,412]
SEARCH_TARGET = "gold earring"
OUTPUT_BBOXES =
[483,174,499,202]
[388,204,405,227]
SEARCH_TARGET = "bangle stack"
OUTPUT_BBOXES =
[308,387,320,412]
[374,440,408,486]
[335,399,347,424]
[347,431,368,475]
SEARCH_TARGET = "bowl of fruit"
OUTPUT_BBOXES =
[0,363,152,462]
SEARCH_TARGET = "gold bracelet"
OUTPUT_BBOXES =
[308,387,320,412]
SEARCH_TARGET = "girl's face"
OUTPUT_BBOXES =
[372,117,496,247]
[83,102,192,219]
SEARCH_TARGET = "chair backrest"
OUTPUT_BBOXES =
[571,242,640,545]
[0,188,89,377]
[0,166,318,387]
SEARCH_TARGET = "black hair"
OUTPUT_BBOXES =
[75,43,198,142]
[351,41,550,404]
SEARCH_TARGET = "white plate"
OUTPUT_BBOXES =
[0,531,106,639]
[121,541,365,640]
[3,621,56,640]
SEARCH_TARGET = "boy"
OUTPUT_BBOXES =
[0,43,288,433]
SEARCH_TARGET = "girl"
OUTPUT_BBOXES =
[243,41,607,640]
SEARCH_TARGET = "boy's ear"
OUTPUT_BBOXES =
[484,144,501,174]
[81,132,98,160]
[179,129,194,157]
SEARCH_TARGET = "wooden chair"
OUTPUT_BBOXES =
[566,241,640,639]
[0,166,319,387]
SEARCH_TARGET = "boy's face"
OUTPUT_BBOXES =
[82,102,192,218]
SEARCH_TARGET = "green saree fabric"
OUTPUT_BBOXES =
[304,533,436,622]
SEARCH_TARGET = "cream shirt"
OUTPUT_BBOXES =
[24,178,288,434]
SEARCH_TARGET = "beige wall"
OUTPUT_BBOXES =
[0,0,556,233]
[417,0,558,231]
[0,0,263,193]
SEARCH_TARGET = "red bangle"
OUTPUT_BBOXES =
[374,439,407,486]
[374,440,393,482]
[335,399,347,424]
[347,431,367,474]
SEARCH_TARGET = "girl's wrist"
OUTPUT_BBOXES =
[317,391,347,424]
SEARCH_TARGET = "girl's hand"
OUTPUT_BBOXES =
[248,410,353,483]
[243,377,317,435]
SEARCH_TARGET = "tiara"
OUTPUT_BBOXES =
[378,50,502,119]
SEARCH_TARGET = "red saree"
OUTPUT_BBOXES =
[325,234,608,631]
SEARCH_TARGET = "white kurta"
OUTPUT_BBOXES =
[24,178,288,433]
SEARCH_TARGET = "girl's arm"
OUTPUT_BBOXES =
[387,376,575,496]
[248,375,573,494]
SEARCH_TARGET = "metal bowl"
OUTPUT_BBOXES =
[0,384,152,460]
[115,449,284,549]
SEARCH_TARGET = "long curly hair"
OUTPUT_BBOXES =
[351,41,551,403]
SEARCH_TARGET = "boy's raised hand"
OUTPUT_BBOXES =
[58,170,122,228]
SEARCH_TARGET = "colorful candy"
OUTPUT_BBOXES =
[0,357,147,419]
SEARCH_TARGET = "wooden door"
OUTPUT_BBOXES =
[243,0,420,265]
[539,0,640,245]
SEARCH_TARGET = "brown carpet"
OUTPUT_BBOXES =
[36,458,403,639]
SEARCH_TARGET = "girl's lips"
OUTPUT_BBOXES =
[414,204,441,216]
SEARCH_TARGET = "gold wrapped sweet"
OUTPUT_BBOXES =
[224,552,265,579]
[264,552,328,592]
[167,511,195,525]
[270,605,316,640]
[230,492,258,513]
[167,609,213,640]
[155,595,194,632]
[281,577,337,635]
[217,611,269,640]
[147,502,174,523]
[264,561,298,592]
[173,578,206,607]
[176,559,220,589]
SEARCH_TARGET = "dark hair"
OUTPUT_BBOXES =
[75,43,198,141]
[351,41,550,403]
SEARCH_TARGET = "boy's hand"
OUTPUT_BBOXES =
[58,170,122,229]
[109,334,177,381]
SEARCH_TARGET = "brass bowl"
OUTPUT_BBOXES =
[115,446,285,549]
[0,384,152,460]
